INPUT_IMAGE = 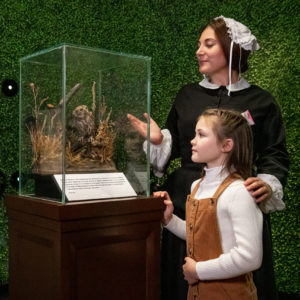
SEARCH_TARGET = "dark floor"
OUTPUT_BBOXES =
[0,285,299,300]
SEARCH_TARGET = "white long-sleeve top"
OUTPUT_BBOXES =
[165,166,263,281]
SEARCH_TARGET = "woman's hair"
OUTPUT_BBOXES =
[199,108,253,179]
[204,18,251,73]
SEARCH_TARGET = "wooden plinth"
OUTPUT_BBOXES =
[4,194,164,300]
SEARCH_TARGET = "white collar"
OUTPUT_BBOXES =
[199,77,250,92]
[203,166,229,184]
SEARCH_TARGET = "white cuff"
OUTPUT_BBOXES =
[257,173,285,213]
[143,129,172,178]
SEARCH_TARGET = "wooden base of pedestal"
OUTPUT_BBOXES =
[4,194,164,300]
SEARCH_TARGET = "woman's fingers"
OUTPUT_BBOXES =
[244,177,272,203]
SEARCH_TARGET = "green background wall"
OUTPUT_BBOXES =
[0,0,299,295]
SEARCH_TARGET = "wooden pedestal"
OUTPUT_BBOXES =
[4,194,164,300]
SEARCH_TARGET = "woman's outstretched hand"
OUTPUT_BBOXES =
[127,113,163,145]
[244,177,272,203]
[153,191,174,225]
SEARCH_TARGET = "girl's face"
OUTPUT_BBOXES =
[191,117,227,168]
[196,26,228,83]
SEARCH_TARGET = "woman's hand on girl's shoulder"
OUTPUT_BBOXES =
[153,191,174,225]
[244,177,272,203]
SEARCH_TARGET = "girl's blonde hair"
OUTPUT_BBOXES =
[199,109,253,179]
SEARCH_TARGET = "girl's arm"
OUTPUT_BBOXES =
[165,214,186,240]
[192,184,263,280]
[153,191,186,240]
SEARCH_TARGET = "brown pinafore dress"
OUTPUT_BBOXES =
[186,175,258,300]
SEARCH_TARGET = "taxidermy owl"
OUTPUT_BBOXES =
[71,105,95,142]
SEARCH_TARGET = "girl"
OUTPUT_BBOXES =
[154,108,263,300]
[128,16,288,299]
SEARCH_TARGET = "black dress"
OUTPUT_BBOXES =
[160,81,289,300]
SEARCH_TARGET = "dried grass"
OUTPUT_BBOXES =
[28,83,62,172]
[93,98,116,163]
[65,141,83,165]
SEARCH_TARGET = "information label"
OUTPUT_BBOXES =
[53,173,137,201]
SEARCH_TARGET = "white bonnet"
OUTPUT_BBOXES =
[215,15,260,51]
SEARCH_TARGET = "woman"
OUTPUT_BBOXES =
[128,16,289,300]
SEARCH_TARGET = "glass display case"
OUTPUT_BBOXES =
[19,43,151,203]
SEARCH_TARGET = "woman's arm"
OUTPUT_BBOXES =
[255,100,289,188]
[127,113,163,144]
[143,129,172,177]
[253,97,289,209]
[127,111,174,177]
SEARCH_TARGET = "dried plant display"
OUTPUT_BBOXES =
[27,81,116,174]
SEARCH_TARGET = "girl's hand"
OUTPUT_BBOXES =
[183,257,198,285]
[244,177,272,203]
[127,113,163,145]
[153,191,174,225]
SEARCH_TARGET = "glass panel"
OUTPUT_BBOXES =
[19,44,151,203]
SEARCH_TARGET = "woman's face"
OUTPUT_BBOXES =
[196,26,228,82]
